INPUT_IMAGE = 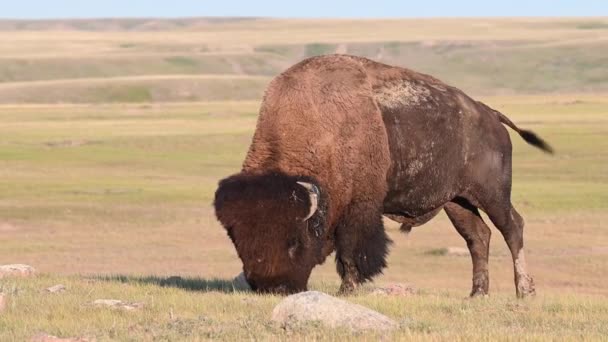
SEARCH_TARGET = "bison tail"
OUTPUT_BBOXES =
[478,101,554,154]
[517,129,554,154]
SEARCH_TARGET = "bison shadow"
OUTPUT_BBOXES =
[95,275,244,293]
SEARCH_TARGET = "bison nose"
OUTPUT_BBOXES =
[245,278,258,291]
[268,284,301,295]
[270,284,288,294]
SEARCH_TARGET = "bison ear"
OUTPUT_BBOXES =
[296,181,319,221]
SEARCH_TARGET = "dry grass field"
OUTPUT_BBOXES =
[1,18,607,340]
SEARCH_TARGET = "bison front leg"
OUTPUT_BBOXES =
[335,202,392,294]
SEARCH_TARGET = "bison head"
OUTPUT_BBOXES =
[214,172,326,294]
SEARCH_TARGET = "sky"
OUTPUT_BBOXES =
[1,0,607,19]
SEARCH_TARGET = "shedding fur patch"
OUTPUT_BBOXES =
[406,160,424,176]
[514,249,528,276]
[373,80,431,110]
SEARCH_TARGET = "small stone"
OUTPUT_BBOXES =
[0,293,7,312]
[272,291,398,332]
[0,264,36,278]
[233,272,251,291]
[92,299,143,311]
[93,299,122,307]
[30,333,93,342]
[446,247,469,257]
[120,302,145,311]
[46,285,66,294]
[372,283,416,296]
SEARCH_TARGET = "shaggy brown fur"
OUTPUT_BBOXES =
[214,173,328,293]
[214,54,551,297]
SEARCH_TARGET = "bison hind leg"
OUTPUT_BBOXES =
[336,204,392,293]
[444,197,492,297]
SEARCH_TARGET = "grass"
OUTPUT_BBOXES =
[2,276,608,340]
[0,76,271,103]
[0,95,607,340]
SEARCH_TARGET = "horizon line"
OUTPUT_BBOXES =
[1,15,607,21]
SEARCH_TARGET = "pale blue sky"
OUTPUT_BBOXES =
[1,0,607,19]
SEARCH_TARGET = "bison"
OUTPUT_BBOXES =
[214,54,552,297]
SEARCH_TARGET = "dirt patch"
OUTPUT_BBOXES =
[0,223,19,232]
[44,140,100,148]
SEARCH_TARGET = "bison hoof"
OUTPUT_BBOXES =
[338,282,358,295]
[516,275,536,298]
[470,288,489,298]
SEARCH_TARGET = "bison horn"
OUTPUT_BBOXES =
[296,181,319,221]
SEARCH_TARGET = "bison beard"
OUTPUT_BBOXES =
[334,202,392,293]
[213,54,551,297]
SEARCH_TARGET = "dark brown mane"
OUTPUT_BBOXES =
[214,171,328,292]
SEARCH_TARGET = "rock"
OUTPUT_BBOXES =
[0,293,7,312]
[92,299,144,311]
[0,264,36,278]
[31,333,92,342]
[271,291,397,332]
[233,272,251,291]
[372,283,416,296]
[92,299,122,307]
[46,285,66,294]
[446,247,469,257]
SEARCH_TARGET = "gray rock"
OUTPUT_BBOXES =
[92,299,144,311]
[46,285,66,294]
[446,247,469,257]
[0,264,36,278]
[30,333,92,342]
[0,293,6,312]
[372,283,416,296]
[271,291,397,332]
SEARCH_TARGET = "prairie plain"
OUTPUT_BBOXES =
[0,17,607,340]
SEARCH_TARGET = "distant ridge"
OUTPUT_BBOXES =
[0,17,606,102]
[0,17,264,31]
[3,17,606,32]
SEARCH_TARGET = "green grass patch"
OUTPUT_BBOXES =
[304,43,338,57]
[0,97,607,340]
[577,21,608,30]
[1,275,608,341]
[164,56,198,68]
[98,85,152,102]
